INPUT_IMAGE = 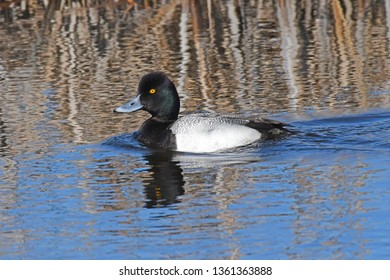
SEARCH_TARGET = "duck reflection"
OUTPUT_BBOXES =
[140,150,262,208]
[142,152,185,208]
[102,134,264,210]
[0,111,8,155]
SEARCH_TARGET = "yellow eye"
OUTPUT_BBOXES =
[149,88,156,94]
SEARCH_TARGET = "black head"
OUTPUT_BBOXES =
[114,72,180,120]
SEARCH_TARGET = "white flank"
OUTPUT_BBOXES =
[173,124,261,153]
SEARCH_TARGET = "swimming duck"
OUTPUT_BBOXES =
[114,72,289,153]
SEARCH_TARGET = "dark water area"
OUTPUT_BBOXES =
[1,0,390,259]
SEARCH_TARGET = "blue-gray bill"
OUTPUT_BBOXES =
[114,94,143,113]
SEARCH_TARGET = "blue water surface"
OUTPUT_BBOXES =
[1,110,389,259]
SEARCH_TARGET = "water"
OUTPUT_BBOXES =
[1,0,390,259]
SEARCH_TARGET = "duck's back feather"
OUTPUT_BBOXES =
[170,112,288,135]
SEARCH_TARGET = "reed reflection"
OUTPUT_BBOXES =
[1,0,390,149]
[288,152,375,259]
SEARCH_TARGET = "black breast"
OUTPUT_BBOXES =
[137,118,177,150]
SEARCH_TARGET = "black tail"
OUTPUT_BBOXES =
[246,118,292,140]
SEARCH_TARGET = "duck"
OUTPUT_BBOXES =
[113,71,289,153]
